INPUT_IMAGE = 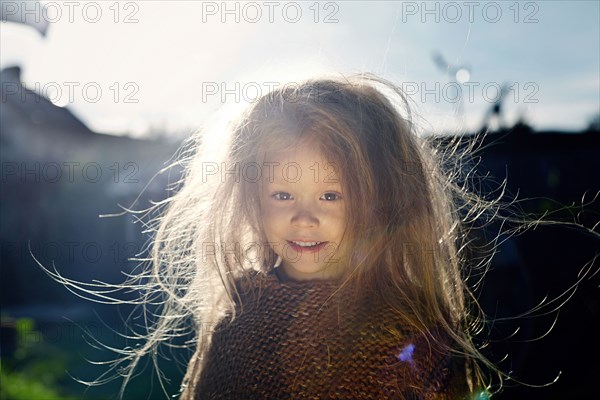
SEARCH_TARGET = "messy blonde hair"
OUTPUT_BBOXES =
[43,73,598,398]
[155,73,498,396]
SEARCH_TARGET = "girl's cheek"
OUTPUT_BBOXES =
[262,205,288,225]
[321,203,346,218]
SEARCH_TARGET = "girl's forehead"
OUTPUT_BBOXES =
[264,143,325,162]
[264,141,334,165]
[260,142,342,184]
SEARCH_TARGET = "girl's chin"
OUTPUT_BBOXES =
[279,262,341,281]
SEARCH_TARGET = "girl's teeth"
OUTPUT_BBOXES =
[292,241,321,247]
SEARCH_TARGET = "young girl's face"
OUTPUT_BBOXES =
[260,138,347,281]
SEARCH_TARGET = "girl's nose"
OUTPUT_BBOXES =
[291,208,319,228]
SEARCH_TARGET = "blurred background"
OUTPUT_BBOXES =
[1,1,598,399]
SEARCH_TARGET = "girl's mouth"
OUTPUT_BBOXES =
[286,240,328,253]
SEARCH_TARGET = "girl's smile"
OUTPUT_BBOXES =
[285,240,330,253]
[260,137,347,281]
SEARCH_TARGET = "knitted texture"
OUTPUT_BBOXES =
[181,270,470,399]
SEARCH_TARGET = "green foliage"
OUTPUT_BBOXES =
[1,314,188,399]
[1,316,77,400]
[0,368,71,400]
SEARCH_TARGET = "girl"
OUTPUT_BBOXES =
[153,74,493,399]
[37,73,502,399]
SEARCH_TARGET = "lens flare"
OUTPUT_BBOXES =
[397,342,415,364]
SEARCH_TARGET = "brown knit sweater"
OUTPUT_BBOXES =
[180,270,471,399]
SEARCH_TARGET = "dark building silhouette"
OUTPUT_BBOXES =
[1,65,182,309]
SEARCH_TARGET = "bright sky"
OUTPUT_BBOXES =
[1,1,599,138]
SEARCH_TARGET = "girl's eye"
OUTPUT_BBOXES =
[273,192,293,201]
[320,192,342,201]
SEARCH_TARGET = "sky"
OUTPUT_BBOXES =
[1,0,599,138]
